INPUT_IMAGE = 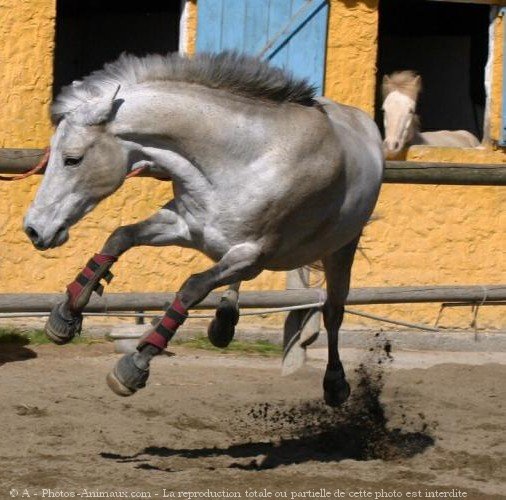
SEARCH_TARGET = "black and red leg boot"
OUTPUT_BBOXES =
[45,254,117,344]
[106,298,188,396]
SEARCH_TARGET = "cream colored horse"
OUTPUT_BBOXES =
[382,71,480,158]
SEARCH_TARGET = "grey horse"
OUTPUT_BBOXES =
[23,52,383,406]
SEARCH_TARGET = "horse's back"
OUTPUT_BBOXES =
[317,97,383,152]
[259,98,384,270]
[419,130,480,148]
[316,97,383,192]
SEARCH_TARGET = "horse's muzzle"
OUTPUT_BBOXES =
[24,222,69,250]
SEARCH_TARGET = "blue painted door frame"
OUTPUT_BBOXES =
[196,0,329,95]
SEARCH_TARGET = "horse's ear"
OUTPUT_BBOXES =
[70,84,122,126]
[382,75,391,98]
[413,75,422,93]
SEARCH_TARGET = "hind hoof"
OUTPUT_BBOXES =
[207,301,239,348]
[323,368,350,407]
[45,303,82,345]
[106,353,149,397]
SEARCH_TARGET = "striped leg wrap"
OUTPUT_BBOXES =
[138,298,188,351]
[66,254,117,313]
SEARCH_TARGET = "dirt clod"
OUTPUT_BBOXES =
[234,336,433,466]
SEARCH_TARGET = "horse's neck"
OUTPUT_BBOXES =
[110,84,269,169]
[406,114,426,146]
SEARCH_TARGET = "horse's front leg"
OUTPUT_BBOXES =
[106,243,262,397]
[45,204,191,344]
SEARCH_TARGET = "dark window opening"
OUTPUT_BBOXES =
[53,0,182,97]
[376,0,489,141]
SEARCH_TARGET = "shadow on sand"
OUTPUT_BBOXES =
[101,341,434,471]
[0,336,37,367]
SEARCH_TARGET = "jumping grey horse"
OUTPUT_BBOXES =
[24,52,383,406]
[382,71,480,158]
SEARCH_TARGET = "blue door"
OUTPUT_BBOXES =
[196,0,329,95]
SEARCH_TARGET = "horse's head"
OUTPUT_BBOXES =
[24,86,129,250]
[381,72,421,158]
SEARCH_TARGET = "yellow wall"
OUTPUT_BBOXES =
[321,1,505,329]
[490,8,505,141]
[325,0,379,115]
[0,0,504,330]
[0,0,55,148]
[184,0,198,55]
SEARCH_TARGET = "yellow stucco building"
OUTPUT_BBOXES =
[0,0,504,329]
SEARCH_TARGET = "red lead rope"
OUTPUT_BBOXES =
[0,147,51,181]
[125,164,150,178]
[126,164,171,181]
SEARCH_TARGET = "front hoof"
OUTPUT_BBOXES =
[45,303,82,345]
[106,353,149,397]
[207,301,239,348]
[323,369,351,407]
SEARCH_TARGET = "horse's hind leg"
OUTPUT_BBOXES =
[107,244,261,397]
[45,204,191,345]
[207,282,241,347]
[321,237,359,407]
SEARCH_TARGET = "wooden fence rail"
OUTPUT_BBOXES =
[0,149,505,186]
[0,285,504,313]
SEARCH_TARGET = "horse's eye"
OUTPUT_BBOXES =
[64,156,83,167]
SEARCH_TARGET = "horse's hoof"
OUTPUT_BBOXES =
[106,353,149,397]
[207,300,239,348]
[323,369,350,407]
[324,380,350,407]
[45,303,82,345]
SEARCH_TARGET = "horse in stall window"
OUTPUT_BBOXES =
[382,71,480,159]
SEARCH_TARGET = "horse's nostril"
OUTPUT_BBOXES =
[25,226,40,243]
[393,141,400,150]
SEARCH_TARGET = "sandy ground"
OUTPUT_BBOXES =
[0,336,505,500]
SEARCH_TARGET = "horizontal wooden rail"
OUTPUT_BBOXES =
[0,149,47,174]
[384,161,506,186]
[0,285,503,313]
[0,149,505,185]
